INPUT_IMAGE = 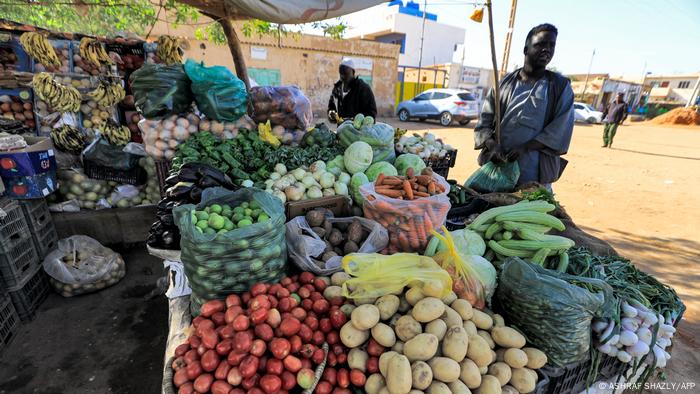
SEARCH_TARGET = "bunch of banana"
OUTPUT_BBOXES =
[101,119,131,146]
[19,32,61,67]
[79,37,112,68]
[51,125,88,154]
[156,35,184,65]
[32,73,81,113]
[88,81,125,108]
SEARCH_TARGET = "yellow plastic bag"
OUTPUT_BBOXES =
[431,226,497,309]
[340,253,452,300]
[257,120,281,148]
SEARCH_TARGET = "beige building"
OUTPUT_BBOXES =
[644,73,700,105]
[569,74,643,111]
[151,20,401,117]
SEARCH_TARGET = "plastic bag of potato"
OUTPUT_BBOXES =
[42,235,126,297]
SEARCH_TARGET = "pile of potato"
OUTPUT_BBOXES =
[49,252,126,297]
[331,278,547,394]
[140,113,200,160]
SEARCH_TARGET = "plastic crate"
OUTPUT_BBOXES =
[0,234,40,290]
[423,149,458,178]
[8,265,50,322]
[445,197,492,231]
[541,354,623,394]
[0,34,32,72]
[18,198,52,229]
[0,88,36,130]
[155,159,172,197]
[0,293,20,350]
[83,159,147,185]
[0,197,29,248]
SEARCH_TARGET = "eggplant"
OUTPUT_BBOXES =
[162,230,179,249]
[198,175,222,189]
[167,182,195,200]
[160,214,175,227]
[164,173,181,186]
[189,186,203,202]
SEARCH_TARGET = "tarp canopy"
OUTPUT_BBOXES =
[177,0,387,24]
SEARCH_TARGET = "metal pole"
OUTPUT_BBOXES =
[580,49,595,103]
[416,0,428,93]
[486,0,501,144]
[500,0,517,78]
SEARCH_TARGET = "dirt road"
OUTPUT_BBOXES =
[395,118,700,387]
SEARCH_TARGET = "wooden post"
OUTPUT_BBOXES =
[486,0,502,144]
[219,17,251,92]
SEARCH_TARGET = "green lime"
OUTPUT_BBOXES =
[209,204,222,214]
[237,219,253,227]
[249,200,260,210]
[208,214,225,230]
[195,227,203,233]
[217,229,228,234]
[251,209,261,218]
[233,206,245,215]
[196,219,209,229]
[221,209,232,218]
[241,202,249,209]
[232,213,244,222]
[224,219,234,231]
[204,206,211,213]
[257,213,270,222]
[204,227,216,235]
[220,204,231,211]
[244,208,253,217]
[195,211,209,221]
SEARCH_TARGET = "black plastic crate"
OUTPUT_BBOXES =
[541,354,623,394]
[83,159,147,185]
[8,265,50,322]
[0,234,40,290]
[0,198,30,250]
[33,221,58,260]
[19,199,52,229]
[445,197,492,231]
[0,293,20,350]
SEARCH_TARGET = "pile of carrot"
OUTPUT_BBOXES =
[363,167,450,253]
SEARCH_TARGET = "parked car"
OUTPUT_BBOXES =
[397,88,479,126]
[574,102,603,124]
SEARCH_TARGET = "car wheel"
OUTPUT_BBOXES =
[587,117,596,124]
[398,109,410,122]
[458,119,471,126]
[439,111,453,127]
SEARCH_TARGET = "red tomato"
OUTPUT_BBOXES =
[225,306,244,324]
[200,328,219,349]
[326,331,339,345]
[337,368,349,388]
[265,358,284,375]
[319,318,332,333]
[239,355,260,378]
[312,331,325,346]
[281,371,296,390]
[315,381,332,394]
[214,360,231,380]
[279,317,301,337]
[210,380,232,394]
[350,369,366,386]
[175,343,190,357]
[215,339,233,356]
[299,272,315,284]
[177,382,194,394]
[266,308,281,328]
[219,325,235,340]
[185,361,203,380]
[250,339,267,357]
[193,373,214,393]
[270,338,291,359]
[282,355,302,373]
[227,351,246,366]
[211,312,226,326]
[298,324,313,343]
[184,349,199,365]
[232,315,250,331]
[225,294,241,308]
[329,309,347,329]
[312,348,325,365]
[234,331,253,354]
[226,367,242,386]
[304,316,319,331]
[173,368,189,387]
[259,374,282,394]
[250,283,267,297]
[289,335,302,354]
[200,300,225,317]
[322,367,337,386]
[201,349,220,372]
[241,374,259,390]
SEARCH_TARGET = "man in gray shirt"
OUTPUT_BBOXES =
[601,93,628,148]
[474,24,574,187]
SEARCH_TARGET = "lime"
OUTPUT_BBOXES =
[195,211,209,221]
[209,204,222,214]
[257,213,270,222]
[208,214,225,230]
[237,219,253,227]
[221,209,232,218]
[224,219,235,231]
[232,213,244,222]
[195,227,203,233]
[190,212,197,223]
[241,202,249,209]
[196,219,209,229]
[221,204,231,211]
[244,208,253,217]
[217,229,228,234]
[251,209,262,218]
[204,227,216,235]
[233,206,245,215]
[249,201,260,210]
[204,206,211,213]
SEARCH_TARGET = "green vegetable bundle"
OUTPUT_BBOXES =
[495,257,616,367]
[173,187,287,314]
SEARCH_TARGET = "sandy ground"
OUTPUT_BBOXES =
[391,118,700,388]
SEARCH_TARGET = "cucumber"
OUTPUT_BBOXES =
[424,235,442,257]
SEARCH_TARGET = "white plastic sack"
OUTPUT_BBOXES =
[220,1,386,23]
[164,260,192,298]
[42,235,126,297]
[286,215,388,275]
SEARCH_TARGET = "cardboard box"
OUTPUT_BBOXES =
[285,195,351,221]
[0,137,58,198]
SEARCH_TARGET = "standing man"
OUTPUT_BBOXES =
[328,59,377,123]
[601,93,628,148]
[474,23,574,188]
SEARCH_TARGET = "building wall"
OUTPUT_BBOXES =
[150,20,400,118]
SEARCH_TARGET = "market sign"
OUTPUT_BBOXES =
[250,46,268,60]
[461,66,481,84]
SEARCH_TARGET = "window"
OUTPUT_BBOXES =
[457,93,476,101]
[660,81,670,87]
[431,92,451,100]
[650,81,659,88]
[414,92,432,101]
[678,80,691,89]
[574,104,584,110]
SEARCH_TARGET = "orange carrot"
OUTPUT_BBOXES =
[398,232,410,251]
[375,173,385,186]
[414,191,429,197]
[403,180,414,200]
[428,181,437,195]
[423,212,435,233]
[406,167,414,178]
[415,216,427,247]
[382,177,403,186]
[377,189,404,198]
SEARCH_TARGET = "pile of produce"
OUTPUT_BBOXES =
[76,37,112,75]
[262,162,350,203]
[140,156,163,203]
[56,169,114,209]
[20,33,69,73]
[447,181,472,207]
[32,72,82,113]
[0,95,35,129]
[0,117,34,136]
[50,124,89,155]
[337,115,395,164]
[286,208,386,273]
[87,81,125,109]
[148,162,237,250]
[79,99,115,134]
[140,113,201,160]
[156,35,185,65]
[336,272,546,394]
[0,134,27,151]
[361,168,450,253]
[129,63,193,119]
[395,132,453,160]
[198,116,255,140]
[47,250,125,297]
[191,201,270,235]
[468,201,573,267]
[249,86,313,130]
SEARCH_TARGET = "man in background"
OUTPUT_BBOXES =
[601,93,628,148]
[474,23,574,187]
[328,58,377,123]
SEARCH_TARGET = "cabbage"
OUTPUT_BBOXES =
[364,162,398,181]
[344,141,373,175]
[350,172,370,205]
[460,253,497,302]
[394,153,426,176]
[326,155,345,176]
[436,229,486,256]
